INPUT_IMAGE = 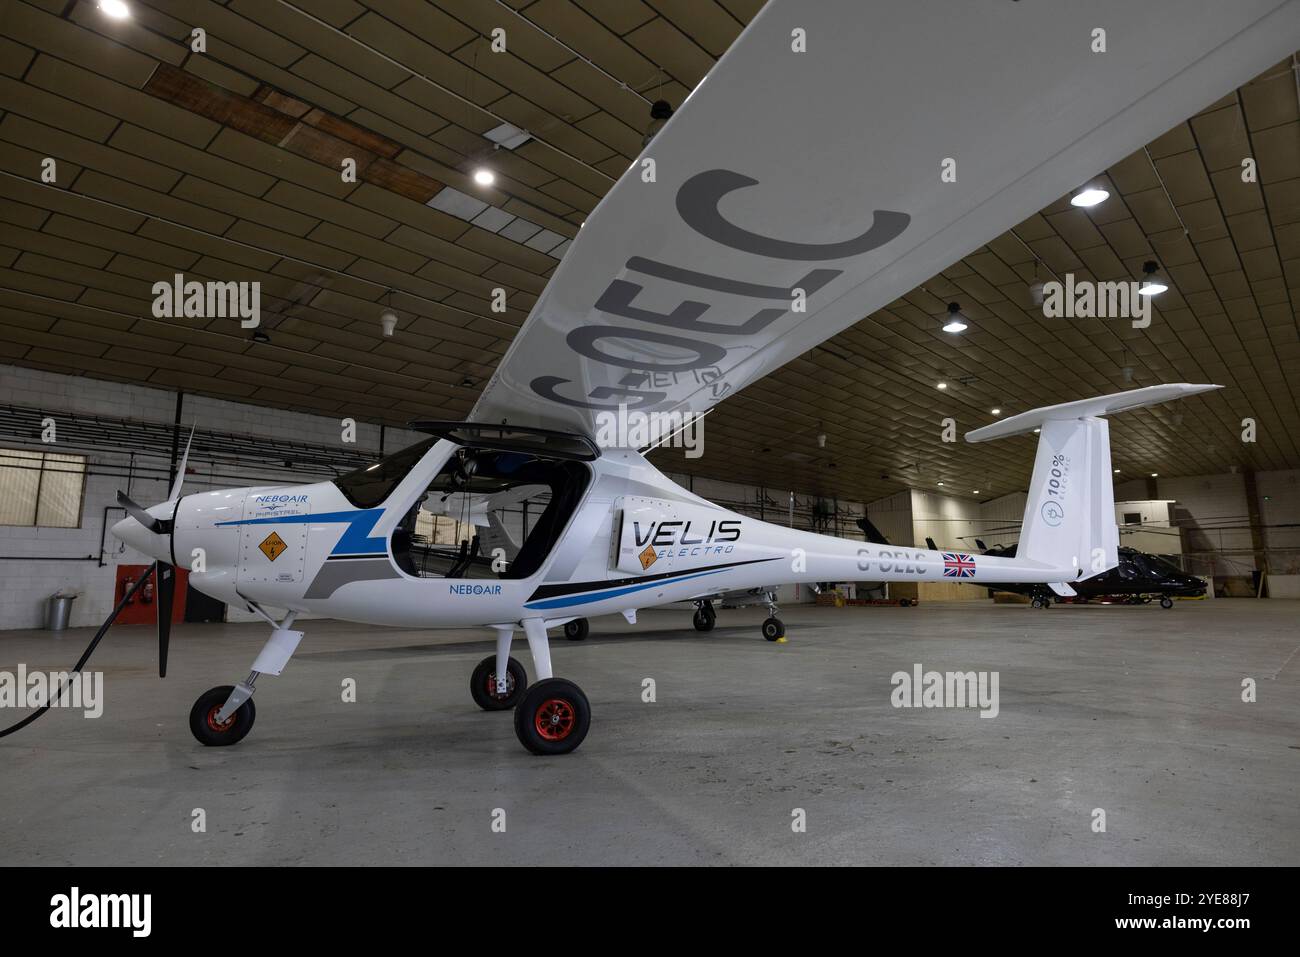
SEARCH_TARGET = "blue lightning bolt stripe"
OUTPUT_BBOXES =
[215,509,386,556]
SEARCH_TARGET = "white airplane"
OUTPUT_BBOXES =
[109,0,1296,755]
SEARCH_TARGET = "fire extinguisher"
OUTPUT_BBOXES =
[140,575,154,604]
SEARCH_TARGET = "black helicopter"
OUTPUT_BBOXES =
[956,538,1208,609]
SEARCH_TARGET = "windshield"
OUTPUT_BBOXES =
[333,438,437,509]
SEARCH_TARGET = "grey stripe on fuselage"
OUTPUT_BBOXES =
[304,557,401,598]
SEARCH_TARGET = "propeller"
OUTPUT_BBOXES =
[155,426,194,678]
[115,426,195,678]
[116,490,166,533]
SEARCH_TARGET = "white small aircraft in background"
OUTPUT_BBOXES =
[109,0,1296,755]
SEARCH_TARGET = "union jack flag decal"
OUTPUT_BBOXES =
[942,552,976,578]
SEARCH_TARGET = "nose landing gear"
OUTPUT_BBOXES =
[189,606,300,748]
[189,684,256,746]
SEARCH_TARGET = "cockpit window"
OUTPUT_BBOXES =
[391,448,589,581]
[333,438,437,509]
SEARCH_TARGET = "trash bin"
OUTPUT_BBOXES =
[46,593,77,631]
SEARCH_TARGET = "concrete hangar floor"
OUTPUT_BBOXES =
[1,599,1295,866]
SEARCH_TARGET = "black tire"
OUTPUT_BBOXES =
[693,607,716,631]
[1160,597,1174,609]
[563,618,589,641]
[898,598,912,607]
[513,678,591,755]
[470,655,527,711]
[761,617,785,641]
[1030,597,1043,609]
[189,685,256,747]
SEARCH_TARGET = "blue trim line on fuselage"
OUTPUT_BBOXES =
[215,509,386,556]
[523,568,727,610]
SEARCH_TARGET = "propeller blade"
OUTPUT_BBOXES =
[117,490,163,533]
[156,562,175,678]
[975,538,988,551]
[168,425,195,502]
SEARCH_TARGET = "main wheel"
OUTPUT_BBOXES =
[1160,596,1174,609]
[563,618,589,641]
[761,617,785,641]
[514,678,591,755]
[470,655,527,710]
[1030,597,1044,609]
[693,606,716,631]
[189,685,256,747]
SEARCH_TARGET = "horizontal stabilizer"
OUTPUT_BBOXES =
[964,384,1221,443]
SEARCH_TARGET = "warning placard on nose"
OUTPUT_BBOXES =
[258,531,287,561]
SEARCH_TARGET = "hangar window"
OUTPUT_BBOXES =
[0,449,86,528]
[1122,512,1142,525]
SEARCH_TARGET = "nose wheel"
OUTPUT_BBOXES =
[513,678,590,755]
[189,685,256,746]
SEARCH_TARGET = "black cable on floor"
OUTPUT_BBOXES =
[0,562,159,739]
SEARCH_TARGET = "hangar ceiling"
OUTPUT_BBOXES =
[0,0,1297,504]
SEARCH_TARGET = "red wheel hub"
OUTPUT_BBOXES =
[486,671,516,700]
[534,698,576,741]
[205,705,235,733]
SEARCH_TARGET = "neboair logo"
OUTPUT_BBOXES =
[891,664,999,719]
[50,887,151,937]
[1041,273,1151,329]
[254,494,309,516]
[152,273,260,328]
[594,406,704,457]
[0,666,102,718]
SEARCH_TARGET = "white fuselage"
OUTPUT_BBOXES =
[117,441,1080,632]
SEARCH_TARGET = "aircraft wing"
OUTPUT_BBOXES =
[471,0,1300,445]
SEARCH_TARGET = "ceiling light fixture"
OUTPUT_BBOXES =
[1138,260,1167,296]
[1150,472,1158,477]
[942,302,968,333]
[1029,260,1045,306]
[1113,468,1121,474]
[379,290,398,337]
[1070,186,1109,208]
[472,168,495,186]
[991,408,1002,416]
[251,330,270,344]
[936,381,948,390]
[99,0,130,18]
[972,490,980,495]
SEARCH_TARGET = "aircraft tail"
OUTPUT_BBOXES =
[966,384,1221,584]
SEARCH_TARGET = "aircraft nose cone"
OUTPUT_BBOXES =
[112,512,164,560]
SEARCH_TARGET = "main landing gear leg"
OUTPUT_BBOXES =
[761,591,785,642]
[513,617,590,755]
[190,609,301,747]
[470,627,527,711]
